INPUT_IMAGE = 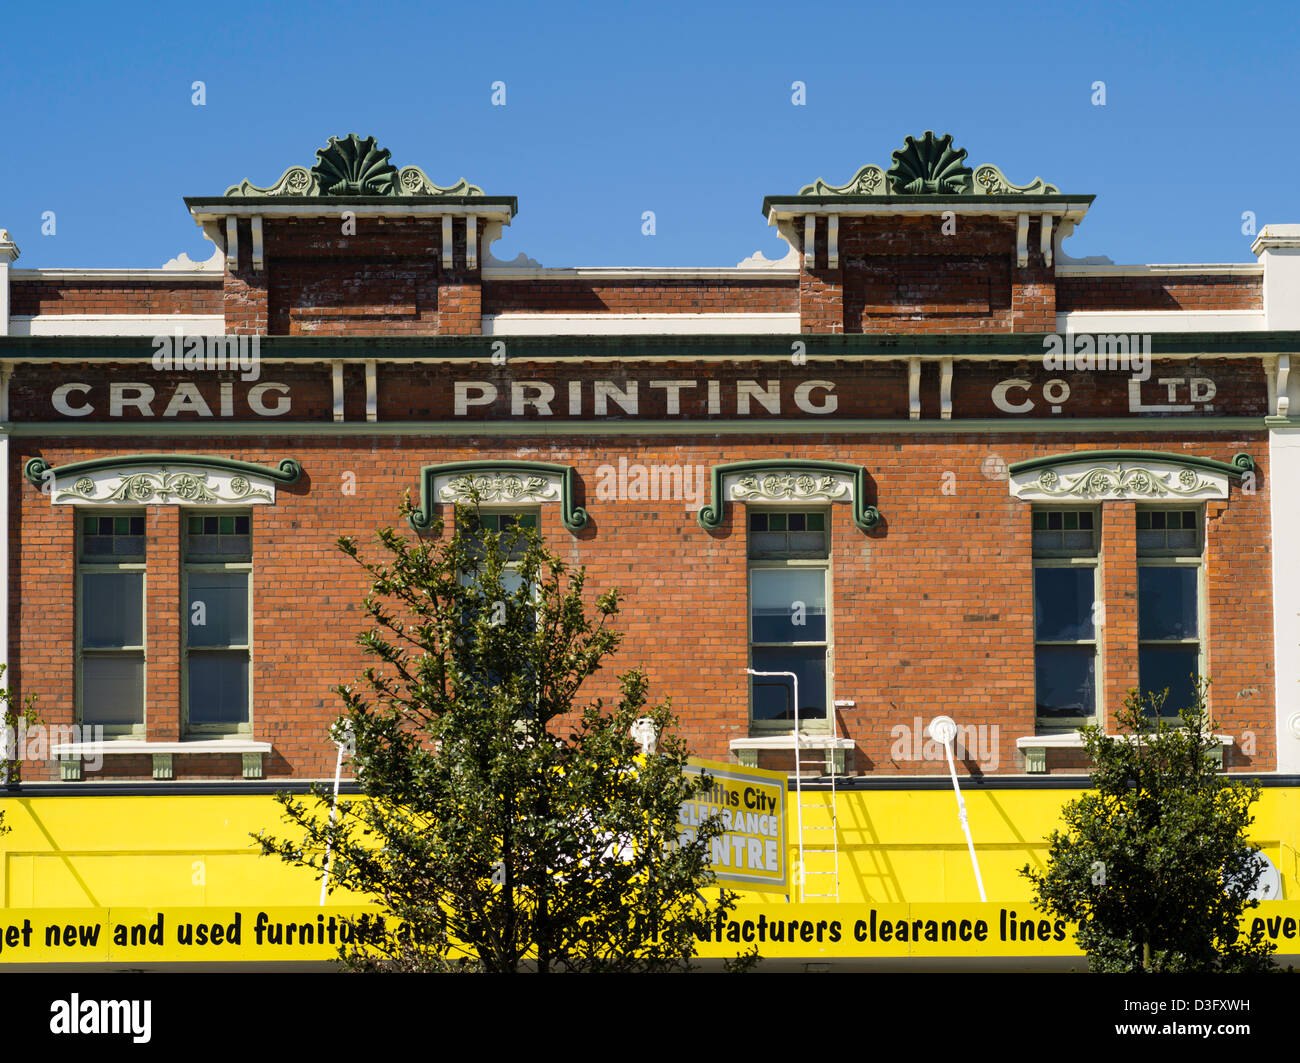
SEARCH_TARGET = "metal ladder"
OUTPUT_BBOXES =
[793,727,841,903]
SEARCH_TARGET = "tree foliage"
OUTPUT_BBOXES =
[257,498,743,972]
[1022,681,1276,972]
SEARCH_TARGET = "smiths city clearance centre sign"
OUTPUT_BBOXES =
[680,758,788,892]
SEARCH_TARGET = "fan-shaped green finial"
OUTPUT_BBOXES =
[886,131,973,195]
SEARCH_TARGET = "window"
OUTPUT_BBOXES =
[184,513,252,733]
[1137,507,1203,717]
[748,510,829,729]
[458,510,537,596]
[1032,508,1099,725]
[77,512,146,733]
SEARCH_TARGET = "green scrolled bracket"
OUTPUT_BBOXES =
[24,454,302,488]
[412,460,589,535]
[696,459,881,533]
[789,133,1061,199]
[798,165,887,197]
[972,164,1059,196]
[223,134,485,198]
[1009,450,1255,481]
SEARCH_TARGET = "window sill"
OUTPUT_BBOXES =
[1016,731,1234,773]
[730,734,854,774]
[50,739,272,781]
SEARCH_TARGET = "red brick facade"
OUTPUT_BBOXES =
[2,145,1283,785]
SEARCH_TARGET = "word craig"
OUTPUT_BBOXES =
[51,381,291,418]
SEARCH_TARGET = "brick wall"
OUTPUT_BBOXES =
[482,279,797,315]
[10,430,1273,781]
[800,215,1056,334]
[1057,274,1263,312]
[10,280,222,316]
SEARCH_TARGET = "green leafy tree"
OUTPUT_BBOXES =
[1022,680,1276,972]
[258,497,746,972]
[1,662,41,786]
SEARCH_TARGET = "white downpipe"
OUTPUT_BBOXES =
[319,722,353,905]
[929,715,986,902]
[747,669,801,900]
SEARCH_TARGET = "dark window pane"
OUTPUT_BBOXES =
[188,572,249,646]
[751,569,826,642]
[1137,511,1151,530]
[749,512,767,531]
[129,516,145,536]
[1079,512,1093,529]
[1139,646,1199,716]
[82,655,144,726]
[807,513,824,532]
[1034,568,1094,641]
[1032,512,1047,531]
[204,516,218,535]
[82,572,143,647]
[769,513,787,532]
[788,513,806,532]
[1047,512,1062,530]
[1138,567,1197,640]
[750,646,827,721]
[188,652,249,723]
[1035,646,1096,717]
[1151,511,1166,529]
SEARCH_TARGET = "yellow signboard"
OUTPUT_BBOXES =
[2,903,1297,964]
[681,757,788,893]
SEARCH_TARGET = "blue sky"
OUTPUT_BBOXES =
[2,0,1296,270]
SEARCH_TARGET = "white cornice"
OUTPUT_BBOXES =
[1056,309,1267,333]
[187,203,511,223]
[767,201,1093,222]
[11,268,220,282]
[9,314,225,337]
[482,313,801,336]
[482,266,799,281]
[1057,263,1263,277]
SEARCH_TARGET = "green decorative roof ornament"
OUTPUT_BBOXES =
[796,131,1059,197]
[222,134,484,198]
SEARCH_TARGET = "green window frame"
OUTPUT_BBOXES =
[1137,507,1204,718]
[1032,507,1100,728]
[77,511,147,736]
[747,509,831,732]
[182,512,253,735]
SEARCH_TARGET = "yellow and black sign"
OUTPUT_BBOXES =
[680,758,788,893]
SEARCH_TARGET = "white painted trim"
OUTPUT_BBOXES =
[51,740,273,755]
[729,735,854,750]
[1057,263,1262,277]
[189,203,512,222]
[1009,458,1231,502]
[1015,732,1233,749]
[434,467,563,506]
[225,217,238,270]
[939,358,953,420]
[10,268,220,281]
[1055,310,1267,333]
[8,314,226,337]
[768,201,1092,221]
[723,468,854,506]
[1040,214,1053,268]
[1270,424,1300,773]
[466,215,477,271]
[908,358,920,420]
[482,312,801,336]
[482,265,800,280]
[803,216,815,268]
[827,215,839,270]
[332,361,344,422]
[442,216,454,270]
[46,463,282,506]
[1016,214,1029,268]
[365,360,377,422]
[251,215,264,272]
